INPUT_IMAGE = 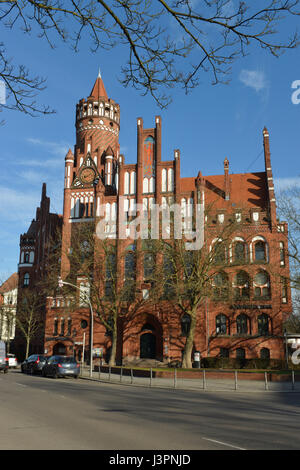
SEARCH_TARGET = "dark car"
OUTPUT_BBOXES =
[0,341,8,373]
[21,355,49,375]
[42,356,80,379]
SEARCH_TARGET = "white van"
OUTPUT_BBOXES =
[0,341,8,373]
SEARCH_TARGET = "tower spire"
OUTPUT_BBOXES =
[89,70,107,100]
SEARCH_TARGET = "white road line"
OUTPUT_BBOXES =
[202,437,246,450]
[16,383,27,387]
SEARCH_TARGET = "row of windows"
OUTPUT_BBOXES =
[218,347,270,360]
[215,313,271,336]
[124,168,175,195]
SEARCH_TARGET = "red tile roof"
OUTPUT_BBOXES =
[0,273,18,294]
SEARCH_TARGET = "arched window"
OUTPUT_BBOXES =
[162,168,167,192]
[24,252,30,263]
[23,273,30,287]
[236,348,246,360]
[60,317,65,336]
[234,241,247,263]
[213,272,229,299]
[233,271,250,299]
[236,314,249,335]
[181,314,191,337]
[219,347,229,358]
[143,252,155,281]
[254,270,270,299]
[162,254,176,299]
[53,318,58,336]
[254,240,267,262]
[168,168,174,192]
[67,317,72,336]
[280,242,285,266]
[211,239,226,265]
[260,347,270,360]
[216,314,229,335]
[258,313,270,336]
[130,171,136,194]
[143,178,149,194]
[125,252,136,280]
[124,172,130,195]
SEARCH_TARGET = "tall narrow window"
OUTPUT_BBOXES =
[168,168,174,192]
[258,314,270,336]
[234,242,246,263]
[130,171,136,194]
[23,273,30,287]
[162,169,167,192]
[60,317,65,336]
[53,318,58,336]
[67,318,72,336]
[255,241,267,262]
[216,314,229,335]
[280,242,285,266]
[124,172,130,195]
[236,314,249,335]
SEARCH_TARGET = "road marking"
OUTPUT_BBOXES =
[202,437,246,450]
[16,383,27,387]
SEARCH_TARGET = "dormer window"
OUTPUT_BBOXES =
[218,213,225,224]
[235,212,242,223]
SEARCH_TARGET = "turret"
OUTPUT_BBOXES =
[74,71,120,176]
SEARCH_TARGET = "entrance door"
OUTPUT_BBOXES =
[53,343,66,355]
[140,333,156,359]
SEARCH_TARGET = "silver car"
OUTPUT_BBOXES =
[42,355,80,379]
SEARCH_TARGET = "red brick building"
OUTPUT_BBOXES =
[14,184,62,358]
[43,73,292,365]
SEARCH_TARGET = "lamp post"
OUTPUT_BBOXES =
[58,277,94,377]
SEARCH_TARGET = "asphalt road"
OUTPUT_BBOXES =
[0,369,300,451]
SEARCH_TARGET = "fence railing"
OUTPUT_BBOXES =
[80,365,300,392]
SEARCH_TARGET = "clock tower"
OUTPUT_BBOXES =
[60,72,121,277]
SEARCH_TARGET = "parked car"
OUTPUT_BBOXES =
[42,355,80,379]
[21,354,49,375]
[0,341,8,373]
[7,353,18,368]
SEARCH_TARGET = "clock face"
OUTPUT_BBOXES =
[80,167,95,184]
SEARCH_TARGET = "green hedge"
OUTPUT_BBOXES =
[200,357,287,370]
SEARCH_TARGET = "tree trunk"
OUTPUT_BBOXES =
[25,337,30,359]
[181,312,196,369]
[108,315,118,366]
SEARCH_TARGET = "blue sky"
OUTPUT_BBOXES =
[1,1,300,280]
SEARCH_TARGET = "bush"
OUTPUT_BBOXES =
[200,357,286,370]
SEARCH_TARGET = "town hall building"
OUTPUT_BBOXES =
[18,73,292,365]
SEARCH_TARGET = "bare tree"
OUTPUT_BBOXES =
[154,204,240,368]
[58,221,160,366]
[0,0,299,111]
[15,290,44,359]
[277,185,300,329]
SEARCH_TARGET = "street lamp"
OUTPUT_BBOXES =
[58,277,94,377]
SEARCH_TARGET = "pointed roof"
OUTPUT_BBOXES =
[105,145,114,157]
[89,71,108,100]
[65,148,74,161]
[0,273,18,294]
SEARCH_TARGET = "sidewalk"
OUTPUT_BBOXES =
[79,366,300,393]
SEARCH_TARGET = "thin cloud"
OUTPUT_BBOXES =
[27,137,70,157]
[239,70,268,92]
[274,176,300,191]
[0,186,40,223]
